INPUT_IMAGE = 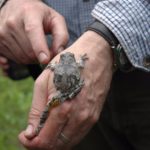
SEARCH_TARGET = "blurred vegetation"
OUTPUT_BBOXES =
[0,71,34,150]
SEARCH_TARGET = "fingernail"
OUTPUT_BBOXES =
[38,52,48,63]
[25,125,33,138]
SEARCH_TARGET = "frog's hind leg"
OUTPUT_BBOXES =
[68,79,84,99]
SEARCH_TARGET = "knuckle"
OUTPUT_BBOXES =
[24,23,37,34]
[77,110,89,123]
[55,12,64,21]
[63,32,69,43]
[6,17,16,29]
[29,107,41,120]
[58,104,71,118]
[59,15,65,22]
[89,114,99,125]
[58,109,67,118]
[57,14,66,27]
[28,51,36,59]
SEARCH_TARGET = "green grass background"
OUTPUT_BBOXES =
[0,70,34,150]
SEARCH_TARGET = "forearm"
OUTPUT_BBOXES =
[92,0,150,71]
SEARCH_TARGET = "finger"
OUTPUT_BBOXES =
[0,46,17,63]
[0,29,30,63]
[24,13,51,64]
[3,12,37,63]
[9,34,31,63]
[0,56,9,76]
[19,131,42,150]
[59,118,92,146]
[0,56,8,64]
[45,8,69,55]
[0,29,18,62]
[38,101,71,143]
[10,23,36,62]
[55,98,94,148]
[24,69,51,139]
[19,102,72,150]
[0,56,9,71]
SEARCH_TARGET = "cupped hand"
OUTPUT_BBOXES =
[0,0,69,64]
[19,31,113,150]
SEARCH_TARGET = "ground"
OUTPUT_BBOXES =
[0,70,34,150]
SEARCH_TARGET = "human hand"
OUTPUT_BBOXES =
[19,31,114,150]
[0,55,9,76]
[0,0,69,64]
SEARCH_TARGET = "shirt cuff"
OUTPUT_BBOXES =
[91,0,150,72]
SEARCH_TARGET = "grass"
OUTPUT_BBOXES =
[0,70,34,150]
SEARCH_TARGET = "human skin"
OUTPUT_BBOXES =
[0,0,69,64]
[19,30,114,150]
[0,0,114,149]
[0,55,9,73]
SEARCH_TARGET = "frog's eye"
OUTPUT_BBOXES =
[68,57,73,62]
[69,56,76,63]
[55,74,62,82]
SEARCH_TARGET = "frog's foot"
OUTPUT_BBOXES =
[56,80,84,102]
[77,53,88,69]
[46,62,57,71]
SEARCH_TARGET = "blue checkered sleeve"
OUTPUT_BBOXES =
[92,0,150,72]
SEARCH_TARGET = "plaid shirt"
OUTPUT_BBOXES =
[44,0,150,71]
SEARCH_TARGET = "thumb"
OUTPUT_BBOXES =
[24,69,51,139]
[24,13,51,64]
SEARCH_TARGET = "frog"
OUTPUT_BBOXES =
[47,52,88,102]
[35,52,88,135]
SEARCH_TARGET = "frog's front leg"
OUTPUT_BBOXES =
[46,62,57,71]
[77,54,88,69]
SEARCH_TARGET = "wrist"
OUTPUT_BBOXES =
[84,30,114,69]
[69,30,114,72]
[87,20,119,48]
[79,30,112,55]
[87,20,133,72]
